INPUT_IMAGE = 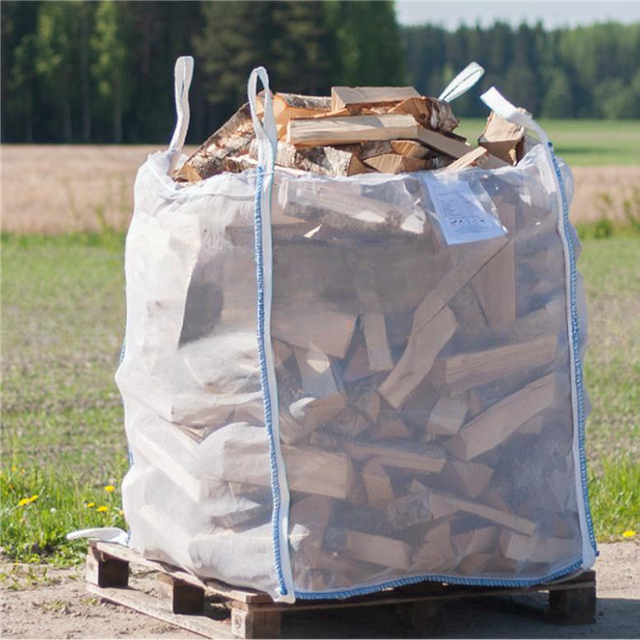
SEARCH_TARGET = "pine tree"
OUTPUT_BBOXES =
[91,1,133,143]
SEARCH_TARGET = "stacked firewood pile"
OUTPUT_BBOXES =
[175,85,535,182]
[166,85,578,590]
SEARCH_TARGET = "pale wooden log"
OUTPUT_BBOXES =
[371,414,412,440]
[293,348,340,397]
[427,394,468,436]
[434,493,536,536]
[434,335,557,395]
[311,433,446,474]
[443,146,509,172]
[408,237,508,337]
[458,553,492,574]
[331,86,420,111]
[454,526,498,556]
[284,395,346,444]
[362,459,394,505]
[446,373,556,461]
[349,383,381,423]
[349,256,394,373]
[326,528,413,570]
[363,153,430,174]
[272,93,331,138]
[221,434,354,500]
[272,339,292,369]
[272,303,357,358]
[436,460,494,501]
[479,111,526,165]
[416,127,474,159]
[250,140,367,177]
[361,313,394,371]
[278,179,427,236]
[326,407,372,439]
[390,139,432,158]
[378,305,456,409]
[288,113,418,147]
[412,521,455,572]
[390,96,459,133]
[500,531,578,563]
[177,103,254,181]
[289,495,332,566]
[472,204,517,326]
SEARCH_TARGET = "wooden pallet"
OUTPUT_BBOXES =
[86,541,596,639]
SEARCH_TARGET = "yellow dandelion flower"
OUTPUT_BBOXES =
[28,494,38,503]
[12,466,17,472]
[18,498,30,507]
[104,485,115,493]
[622,530,636,538]
[97,506,108,513]
[85,502,95,509]
[118,510,124,516]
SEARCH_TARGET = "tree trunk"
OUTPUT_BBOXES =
[114,81,123,144]
[80,9,92,142]
[63,100,72,142]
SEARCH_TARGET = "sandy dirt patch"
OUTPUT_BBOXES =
[1,542,638,639]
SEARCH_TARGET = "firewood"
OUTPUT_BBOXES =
[278,179,428,236]
[272,339,293,369]
[408,237,507,337]
[443,460,494,499]
[363,153,430,174]
[325,528,412,570]
[370,414,412,440]
[361,459,394,505]
[331,86,420,112]
[390,139,432,158]
[443,146,508,171]
[453,526,498,556]
[472,204,517,325]
[479,111,527,165]
[293,348,341,398]
[311,433,446,474]
[433,492,536,536]
[378,305,456,409]
[499,531,578,564]
[177,103,254,181]
[271,93,331,138]
[435,334,557,395]
[284,395,346,444]
[349,256,394,372]
[326,407,372,439]
[289,495,332,566]
[288,113,420,147]
[447,373,556,461]
[220,426,354,499]
[412,521,456,572]
[272,303,357,358]
[250,139,367,176]
[389,96,459,133]
[427,393,468,436]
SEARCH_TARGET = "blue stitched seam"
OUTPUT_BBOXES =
[294,560,584,600]
[253,165,289,598]
[549,143,597,554]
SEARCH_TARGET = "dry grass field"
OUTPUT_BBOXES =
[1,144,639,233]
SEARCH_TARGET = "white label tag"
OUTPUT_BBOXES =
[426,179,506,245]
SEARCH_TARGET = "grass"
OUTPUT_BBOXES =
[456,119,640,166]
[1,230,639,564]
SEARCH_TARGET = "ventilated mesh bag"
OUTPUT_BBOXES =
[116,61,596,602]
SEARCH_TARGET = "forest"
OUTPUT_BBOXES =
[2,1,639,144]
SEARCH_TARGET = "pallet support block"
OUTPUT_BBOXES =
[86,544,129,588]
[548,572,597,625]
[158,573,205,615]
[232,607,282,639]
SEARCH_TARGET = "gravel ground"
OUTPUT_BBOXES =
[1,542,638,639]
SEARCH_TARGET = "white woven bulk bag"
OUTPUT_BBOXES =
[115,58,596,602]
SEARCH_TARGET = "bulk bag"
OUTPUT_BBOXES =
[116,58,596,603]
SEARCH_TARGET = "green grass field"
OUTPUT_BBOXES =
[1,233,639,564]
[456,119,640,166]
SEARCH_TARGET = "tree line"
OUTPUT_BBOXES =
[2,1,639,145]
